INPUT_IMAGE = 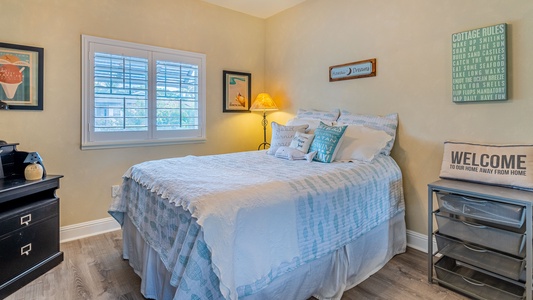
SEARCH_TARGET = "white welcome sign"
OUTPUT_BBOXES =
[440,141,533,191]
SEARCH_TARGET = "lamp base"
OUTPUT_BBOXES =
[257,142,270,150]
[257,111,270,150]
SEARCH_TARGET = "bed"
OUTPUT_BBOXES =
[108,149,406,300]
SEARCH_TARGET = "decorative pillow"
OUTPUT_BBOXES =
[289,131,315,153]
[440,141,533,191]
[309,122,348,163]
[275,146,317,162]
[337,110,398,155]
[334,125,393,162]
[267,122,308,155]
[296,108,340,122]
[286,117,334,133]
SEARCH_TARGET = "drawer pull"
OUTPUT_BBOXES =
[21,243,32,256]
[461,221,487,229]
[20,214,32,226]
[461,276,485,287]
[463,243,487,253]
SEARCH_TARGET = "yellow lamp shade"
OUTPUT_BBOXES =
[250,93,278,111]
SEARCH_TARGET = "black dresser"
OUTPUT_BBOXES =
[0,143,63,298]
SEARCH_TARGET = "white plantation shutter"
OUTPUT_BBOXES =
[93,52,149,133]
[82,35,206,149]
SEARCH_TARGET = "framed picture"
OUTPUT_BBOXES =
[0,42,44,110]
[223,70,251,112]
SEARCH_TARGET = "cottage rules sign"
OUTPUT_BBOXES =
[329,59,376,82]
[452,23,507,102]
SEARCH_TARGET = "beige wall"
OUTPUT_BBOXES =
[2,0,532,236]
[265,0,533,235]
[0,0,266,226]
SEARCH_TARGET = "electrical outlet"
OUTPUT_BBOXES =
[111,185,120,198]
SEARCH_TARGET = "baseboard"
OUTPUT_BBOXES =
[406,229,435,253]
[60,217,121,243]
[61,218,434,253]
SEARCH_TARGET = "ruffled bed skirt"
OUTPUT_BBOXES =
[122,211,406,300]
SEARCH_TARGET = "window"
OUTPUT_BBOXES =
[81,35,206,149]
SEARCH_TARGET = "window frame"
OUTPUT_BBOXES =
[81,35,206,150]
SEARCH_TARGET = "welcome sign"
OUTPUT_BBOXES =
[440,141,533,190]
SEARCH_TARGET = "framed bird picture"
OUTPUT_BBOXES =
[223,70,251,113]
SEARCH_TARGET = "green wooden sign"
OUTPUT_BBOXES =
[452,23,507,102]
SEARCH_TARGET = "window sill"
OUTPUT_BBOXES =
[81,138,207,150]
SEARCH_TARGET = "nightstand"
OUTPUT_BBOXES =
[0,174,64,298]
[428,179,533,300]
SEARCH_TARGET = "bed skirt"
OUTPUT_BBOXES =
[122,210,406,300]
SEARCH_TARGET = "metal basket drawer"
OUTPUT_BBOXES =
[435,256,525,300]
[436,192,525,229]
[436,232,525,281]
[436,212,525,257]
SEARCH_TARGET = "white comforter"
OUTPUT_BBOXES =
[110,150,404,299]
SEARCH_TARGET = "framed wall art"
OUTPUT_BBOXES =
[223,70,251,112]
[0,42,44,110]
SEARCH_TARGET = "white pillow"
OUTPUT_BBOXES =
[337,110,398,155]
[334,125,393,162]
[267,122,308,155]
[289,131,315,153]
[275,146,317,162]
[286,117,334,133]
[296,108,340,122]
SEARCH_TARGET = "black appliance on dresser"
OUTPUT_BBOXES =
[0,142,63,299]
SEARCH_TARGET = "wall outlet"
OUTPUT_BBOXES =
[111,185,120,198]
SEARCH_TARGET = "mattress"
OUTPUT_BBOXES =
[109,150,405,299]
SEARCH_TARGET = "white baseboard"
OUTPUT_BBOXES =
[406,229,435,253]
[61,218,434,254]
[60,217,121,243]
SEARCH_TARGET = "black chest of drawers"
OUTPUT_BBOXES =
[0,175,64,299]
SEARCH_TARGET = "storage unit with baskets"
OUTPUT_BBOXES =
[428,179,533,300]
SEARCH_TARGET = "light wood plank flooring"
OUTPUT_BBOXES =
[5,230,467,300]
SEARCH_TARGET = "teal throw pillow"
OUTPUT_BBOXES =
[309,122,348,163]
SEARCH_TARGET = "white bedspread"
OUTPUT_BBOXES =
[110,150,404,300]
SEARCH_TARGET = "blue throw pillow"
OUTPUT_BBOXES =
[309,122,348,163]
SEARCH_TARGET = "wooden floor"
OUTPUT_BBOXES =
[5,230,467,300]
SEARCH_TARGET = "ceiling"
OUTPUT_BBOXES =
[201,0,308,19]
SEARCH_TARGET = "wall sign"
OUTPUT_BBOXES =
[452,23,507,102]
[329,58,376,82]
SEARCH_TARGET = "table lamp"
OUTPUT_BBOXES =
[250,93,278,150]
